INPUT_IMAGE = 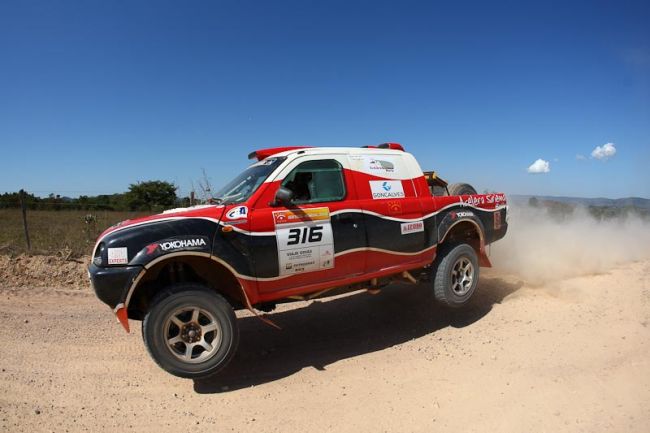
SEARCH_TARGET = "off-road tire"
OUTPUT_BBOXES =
[432,243,480,308]
[142,283,239,379]
[446,183,477,196]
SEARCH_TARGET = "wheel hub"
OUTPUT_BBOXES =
[451,257,474,296]
[163,306,223,364]
[181,322,202,343]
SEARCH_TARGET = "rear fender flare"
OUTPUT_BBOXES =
[438,216,491,267]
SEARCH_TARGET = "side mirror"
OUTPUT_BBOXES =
[272,186,294,207]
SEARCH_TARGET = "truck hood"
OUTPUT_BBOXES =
[92,204,226,264]
[96,204,225,241]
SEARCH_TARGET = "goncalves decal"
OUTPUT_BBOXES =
[369,180,405,199]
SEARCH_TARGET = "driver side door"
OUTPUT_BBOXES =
[249,155,367,296]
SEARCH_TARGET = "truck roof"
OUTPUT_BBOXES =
[249,143,407,161]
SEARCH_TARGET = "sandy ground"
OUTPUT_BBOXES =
[1,260,649,433]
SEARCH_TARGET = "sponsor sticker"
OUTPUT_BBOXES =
[273,207,334,276]
[459,195,484,206]
[401,220,424,235]
[485,193,507,205]
[158,238,207,252]
[145,237,209,255]
[107,247,128,265]
[494,212,502,230]
[387,200,402,214]
[273,207,330,225]
[369,180,405,200]
[362,155,402,177]
[226,205,248,220]
[450,211,474,220]
[364,156,397,175]
[222,219,247,225]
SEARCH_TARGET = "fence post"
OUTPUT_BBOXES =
[19,189,31,251]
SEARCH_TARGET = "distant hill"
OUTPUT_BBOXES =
[510,195,650,209]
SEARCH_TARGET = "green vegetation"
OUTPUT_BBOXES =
[0,181,188,256]
[0,181,188,212]
[124,181,178,211]
[0,209,150,257]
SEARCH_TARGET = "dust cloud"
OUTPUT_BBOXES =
[489,203,650,284]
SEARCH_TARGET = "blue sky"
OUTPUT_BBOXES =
[1,0,648,198]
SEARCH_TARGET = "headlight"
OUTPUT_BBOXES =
[93,243,105,266]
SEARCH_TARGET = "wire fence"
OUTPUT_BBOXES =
[0,204,149,257]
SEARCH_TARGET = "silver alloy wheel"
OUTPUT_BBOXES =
[163,307,222,364]
[450,257,474,296]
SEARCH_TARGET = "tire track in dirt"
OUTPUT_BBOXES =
[1,261,649,433]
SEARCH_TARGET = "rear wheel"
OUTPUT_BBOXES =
[142,284,239,379]
[446,183,477,196]
[432,243,479,308]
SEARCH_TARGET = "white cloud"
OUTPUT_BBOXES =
[527,158,550,174]
[591,142,617,160]
[576,154,587,161]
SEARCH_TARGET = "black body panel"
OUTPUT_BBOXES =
[90,204,508,309]
[89,263,141,308]
[97,219,219,266]
[229,207,506,279]
[91,218,220,308]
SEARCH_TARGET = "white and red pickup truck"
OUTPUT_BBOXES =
[89,142,508,378]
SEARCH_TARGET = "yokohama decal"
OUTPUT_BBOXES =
[159,238,206,251]
[273,207,334,276]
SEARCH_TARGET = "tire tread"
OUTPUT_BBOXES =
[142,283,239,379]
[432,243,479,308]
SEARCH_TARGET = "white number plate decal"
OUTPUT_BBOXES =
[107,247,128,265]
[273,207,334,276]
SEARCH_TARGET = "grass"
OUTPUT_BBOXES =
[0,209,150,257]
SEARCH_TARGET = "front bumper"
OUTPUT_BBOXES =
[88,263,142,309]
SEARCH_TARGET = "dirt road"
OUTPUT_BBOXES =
[1,260,649,432]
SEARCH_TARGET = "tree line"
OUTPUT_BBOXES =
[528,196,650,221]
[0,181,191,211]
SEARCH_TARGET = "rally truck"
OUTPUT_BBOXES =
[89,143,508,379]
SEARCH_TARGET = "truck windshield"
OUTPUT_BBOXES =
[212,157,285,204]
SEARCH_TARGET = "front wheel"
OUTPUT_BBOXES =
[142,284,239,379]
[432,243,480,308]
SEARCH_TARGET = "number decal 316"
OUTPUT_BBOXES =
[287,226,323,245]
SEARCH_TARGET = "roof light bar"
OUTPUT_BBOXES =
[248,146,312,161]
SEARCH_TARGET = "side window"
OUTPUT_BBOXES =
[281,159,346,204]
